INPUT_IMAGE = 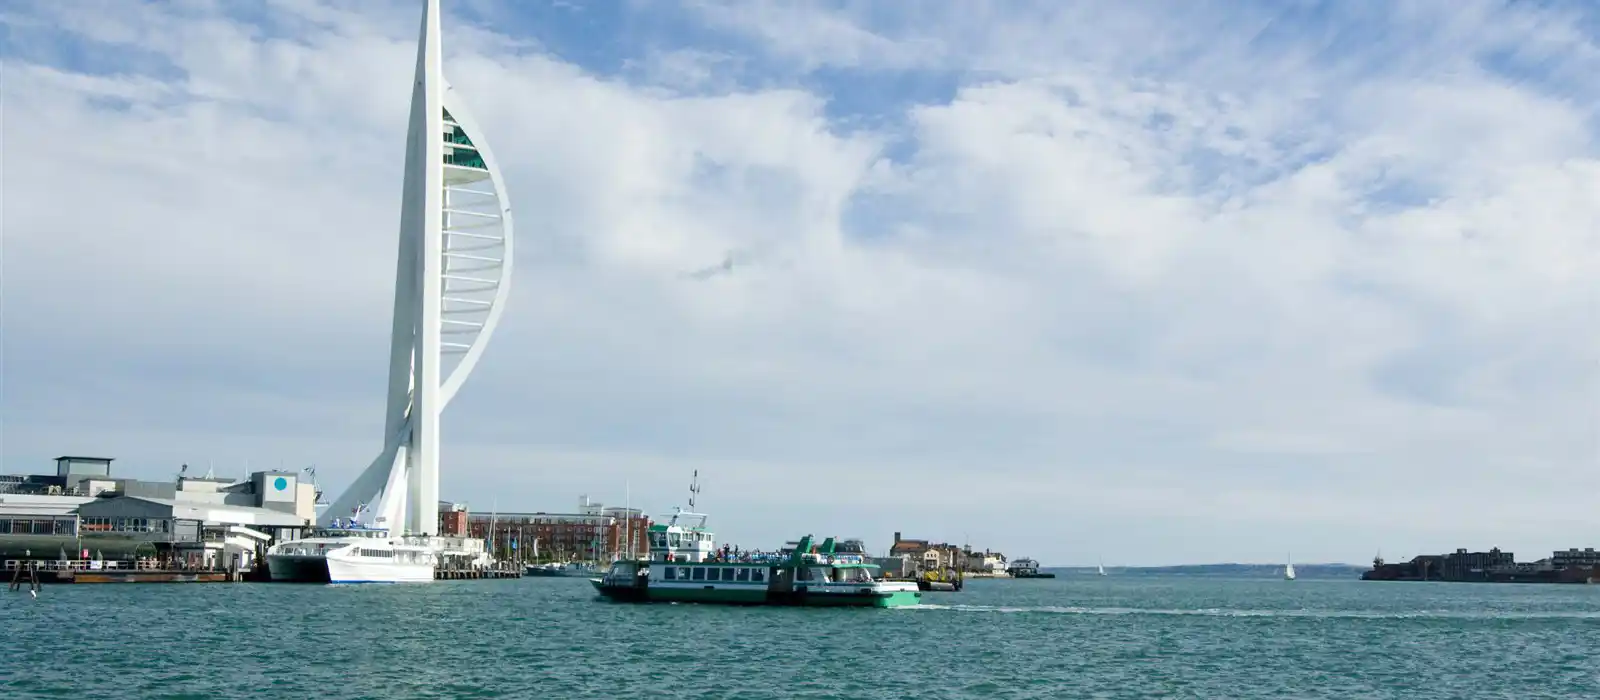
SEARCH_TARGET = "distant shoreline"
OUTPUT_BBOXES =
[1039,563,1367,575]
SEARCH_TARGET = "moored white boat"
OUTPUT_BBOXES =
[266,523,437,584]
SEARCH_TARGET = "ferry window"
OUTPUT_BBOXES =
[797,567,812,581]
[669,533,681,547]
[692,568,705,581]
[664,567,676,580]
[722,568,736,582]
[736,568,750,582]
[677,567,689,580]
[752,569,765,582]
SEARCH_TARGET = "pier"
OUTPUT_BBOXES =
[7,559,524,584]
[6,559,244,585]
[435,567,522,580]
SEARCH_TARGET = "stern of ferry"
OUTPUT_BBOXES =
[871,581,923,608]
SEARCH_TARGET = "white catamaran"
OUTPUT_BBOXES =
[266,514,437,584]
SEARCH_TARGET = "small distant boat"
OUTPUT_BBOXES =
[524,562,598,577]
[1097,558,1107,577]
[1284,553,1297,581]
[1006,558,1056,579]
[559,562,600,577]
[524,563,562,577]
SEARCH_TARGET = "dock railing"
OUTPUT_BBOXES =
[3,559,140,571]
[2,559,223,572]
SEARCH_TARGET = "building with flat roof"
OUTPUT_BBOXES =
[456,496,649,563]
[0,456,316,566]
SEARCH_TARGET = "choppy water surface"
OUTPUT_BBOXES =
[4,575,1598,698]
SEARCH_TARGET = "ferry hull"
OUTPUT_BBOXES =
[591,580,920,608]
[325,556,434,584]
[266,554,434,584]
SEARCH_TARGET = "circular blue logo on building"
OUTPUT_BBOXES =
[273,477,288,491]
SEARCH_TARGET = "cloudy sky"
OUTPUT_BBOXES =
[2,0,1597,565]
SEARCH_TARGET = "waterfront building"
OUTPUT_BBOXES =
[964,549,1009,575]
[438,502,470,536]
[0,457,315,566]
[461,497,649,563]
[888,532,1007,574]
[1365,546,1600,584]
[1441,547,1514,581]
[1552,547,1600,569]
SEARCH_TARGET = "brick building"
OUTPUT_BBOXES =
[437,502,469,537]
[462,496,649,563]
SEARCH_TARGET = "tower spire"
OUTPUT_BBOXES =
[403,0,445,536]
[319,0,515,533]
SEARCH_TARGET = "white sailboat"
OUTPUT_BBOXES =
[1284,553,1297,581]
[1097,558,1107,576]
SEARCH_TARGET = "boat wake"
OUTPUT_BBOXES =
[900,604,1600,620]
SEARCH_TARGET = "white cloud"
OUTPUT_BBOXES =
[1,0,1595,565]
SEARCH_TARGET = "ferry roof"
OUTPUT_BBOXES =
[653,509,710,530]
[648,522,712,531]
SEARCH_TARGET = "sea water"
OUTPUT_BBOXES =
[3,574,1597,698]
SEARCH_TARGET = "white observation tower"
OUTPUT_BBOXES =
[321,0,514,534]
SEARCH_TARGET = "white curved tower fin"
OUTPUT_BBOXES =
[321,0,514,531]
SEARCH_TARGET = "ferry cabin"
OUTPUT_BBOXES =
[645,511,714,563]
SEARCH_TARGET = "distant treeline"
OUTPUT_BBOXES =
[1047,563,1367,577]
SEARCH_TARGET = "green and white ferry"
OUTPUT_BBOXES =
[590,508,921,608]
